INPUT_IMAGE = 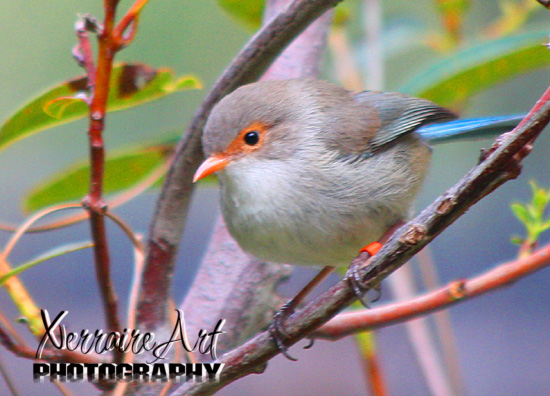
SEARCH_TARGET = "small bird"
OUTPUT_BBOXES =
[194,79,521,267]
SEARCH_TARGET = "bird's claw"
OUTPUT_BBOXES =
[268,302,298,361]
[346,253,382,308]
[303,337,315,350]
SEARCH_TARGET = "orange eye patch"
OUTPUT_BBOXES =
[224,121,269,156]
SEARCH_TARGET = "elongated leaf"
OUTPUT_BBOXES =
[24,143,173,213]
[0,63,200,151]
[218,0,264,28]
[401,32,550,106]
[530,181,550,214]
[0,241,93,285]
[511,203,532,225]
[24,139,218,214]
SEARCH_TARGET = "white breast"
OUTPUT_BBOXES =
[218,135,430,267]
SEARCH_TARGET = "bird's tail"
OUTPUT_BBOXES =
[417,115,524,144]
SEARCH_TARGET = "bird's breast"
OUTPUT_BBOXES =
[217,135,430,266]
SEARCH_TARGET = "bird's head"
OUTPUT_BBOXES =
[193,79,350,182]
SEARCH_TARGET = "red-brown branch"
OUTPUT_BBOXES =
[0,325,106,365]
[314,242,550,339]
[113,0,149,48]
[83,0,121,364]
[80,0,150,364]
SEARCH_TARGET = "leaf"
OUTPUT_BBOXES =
[24,137,218,215]
[332,1,356,28]
[530,180,550,214]
[218,0,265,29]
[511,203,531,225]
[43,94,88,119]
[0,63,201,152]
[400,32,550,107]
[0,241,93,285]
[24,143,173,213]
[541,218,550,231]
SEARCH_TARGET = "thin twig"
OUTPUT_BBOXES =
[83,0,121,361]
[315,241,550,339]
[1,204,83,260]
[82,0,151,362]
[0,310,26,347]
[104,212,145,253]
[0,204,83,335]
[388,266,453,396]
[416,247,467,396]
[0,325,105,364]
[0,354,20,396]
[0,158,169,233]
[113,0,149,45]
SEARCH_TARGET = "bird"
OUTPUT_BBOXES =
[194,79,522,268]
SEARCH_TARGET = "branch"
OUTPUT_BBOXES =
[138,0,345,332]
[0,325,106,365]
[82,0,122,362]
[79,0,151,363]
[314,241,550,339]
[171,83,550,396]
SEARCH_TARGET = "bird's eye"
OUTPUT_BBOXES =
[244,130,260,146]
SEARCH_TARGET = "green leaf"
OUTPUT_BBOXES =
[0,63,201,152]
[218,0,264,29]
[511,181,550,246]
[400,32,550,107]
[333,1,356,28]
[0,241,93,285]
[43,95,88,119]
[541,218,550,231]
[530,180,550,214]
[24,143,173,213]
[435,0,469,14]
[511,203,532,225]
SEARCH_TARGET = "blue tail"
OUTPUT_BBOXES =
[417,115,524,144]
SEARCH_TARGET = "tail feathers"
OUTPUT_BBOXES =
[417,115,524,144]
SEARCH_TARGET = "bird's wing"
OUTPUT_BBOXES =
[354,91,457,153]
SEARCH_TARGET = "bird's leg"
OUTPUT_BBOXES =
[346,220,406,307]
[269,265,336,360]
[347,243,383,307]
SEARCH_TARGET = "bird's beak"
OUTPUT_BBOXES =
[193,154,231,182]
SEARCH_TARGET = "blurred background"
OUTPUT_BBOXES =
[0,1,549,395]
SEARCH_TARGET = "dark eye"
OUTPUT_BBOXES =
[244,130,260,146]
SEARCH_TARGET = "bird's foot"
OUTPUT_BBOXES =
[268,266,335,360]
[346,242,383,307]
[268,301,298,361]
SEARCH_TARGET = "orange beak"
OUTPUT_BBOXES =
[193,154,231,182]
